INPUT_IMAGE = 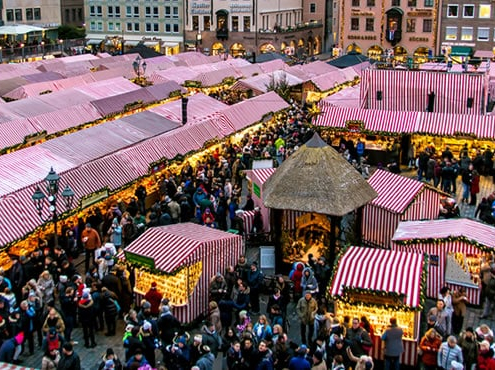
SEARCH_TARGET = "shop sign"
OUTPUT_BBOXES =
[345,120,365,133]
[348,35,377,40]
[125,251,155,269]
[429,254,439,266]
[80,188,109,209]
[253,182,261,198]
[346,291,404,306]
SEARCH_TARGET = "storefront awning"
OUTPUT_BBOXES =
[330,246,425,307]
[143,41,158,47]
[124,40,140,47]
[163,42,179,48]
[474,50,494,58]
[450,46,473,57]
[86,39,103,45]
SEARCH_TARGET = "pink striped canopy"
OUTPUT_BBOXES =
[248,168,276,186]
[122,223,242,273]
[367,169,425,214]
[330,246,425,307]
[392,219,495,249]
[0,361,37,370]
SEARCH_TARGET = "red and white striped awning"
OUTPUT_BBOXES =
[416,111,495,139]
[247,168,276,186]
[120,223,242,273]
[0,361,38,370]
[314,105,418,133]
[392,219,495,249]
[367,169,425,214]
[330,246,425,307]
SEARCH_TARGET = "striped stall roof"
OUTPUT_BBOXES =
[249,168,276,185]
[0,118,39,149]
[367,169,425,214]
[0,361,38,370]
[314,105,418,133]
[330,246,425,307]
[121,223,241,273]
[29,104,102,134]
[392,219,495,248]
[416,111,495,139]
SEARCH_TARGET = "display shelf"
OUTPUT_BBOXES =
[445,252,480,288]
[336,301,417,340]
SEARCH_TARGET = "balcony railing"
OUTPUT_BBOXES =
[0,38,86,62]
[258,20,323,34]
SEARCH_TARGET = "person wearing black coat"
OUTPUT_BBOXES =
[77,292,96,348]
[0,334,21,363]
[101,269,122,298]
[60,287,77,343]
[101,288,119,336]
[156,305,181,346]
[57,342,81,370]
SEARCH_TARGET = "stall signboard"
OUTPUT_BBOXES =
[80,188,109,209]
[125,251,155,270]
[253,182,261,198]
[345,120,365,133]
[344,289,405,307]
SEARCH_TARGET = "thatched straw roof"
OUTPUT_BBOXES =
[262,133,377,216]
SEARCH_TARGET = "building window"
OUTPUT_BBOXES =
[134,6,139,17]
[445,26,457,40]
[463,5,474,17]
[134,22,140,31]
[78,8,83,21]
[115,22,121,31]
[243,16,250,32]
[367,0,375,6]
[126,6,132,17]
[479,4,491,18]
[34,8,41,20]
[423,19,432,32]
[173,24,179,33]
[424,0,433,7]
[392,0,400,6]
[97,6,102,16]
[90,5,96,16]
[461,26,473,40]
[72,9,76,21]
[145,22,152,32]
[205,16,211,30]
[406,18,416,32]
[478,27,489,41]
[310,3,316,12]
[351,18,359,30]
[115,6,120,17]
[65,9,69,22]
[366,18,374,31]
[6,9,13,22]
[108,22,114,31]
[145,6,151,17]
[447,5,458,17]
[108,6,114,17]
[27,8,34,21]
[90,21,96,31]
[165,6,171,18]
[352,0,359,7]
[232,16,239,31]
[173,6,179,19]
[192,15,199,31]
[407,0,416,6]
[15,9,22,21]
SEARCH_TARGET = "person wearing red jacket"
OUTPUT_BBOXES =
[144,282,162,317]
[478,340,495,370]
[290,262,304,301]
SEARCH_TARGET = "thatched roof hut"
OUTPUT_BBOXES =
[262,133,377,216]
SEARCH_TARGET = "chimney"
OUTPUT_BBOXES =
[181,96,188,125]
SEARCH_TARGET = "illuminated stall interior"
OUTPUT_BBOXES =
[413,47,429,64]
[368,45,384,61]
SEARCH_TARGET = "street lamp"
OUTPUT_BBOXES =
[196,31,202,52]
[132,55,147,78]
[0,46,3,63]
[32,167,75,247]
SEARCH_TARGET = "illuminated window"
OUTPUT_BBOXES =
[461,27,473,40]
[479,4,491,18]
[446,26,457,40]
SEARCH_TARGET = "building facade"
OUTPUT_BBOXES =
[438,0,494,58]
[333,0,439,62]
[84,0,184,55]
[184,0,324,58]
[61,0,84,27]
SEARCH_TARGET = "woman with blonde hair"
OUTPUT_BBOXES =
[419,328,442,370]
[346,346,374,370]
[253,314,272,342]
[208,301,222,334]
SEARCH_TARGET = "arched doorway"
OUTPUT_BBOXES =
[413,46,429,64]
[393,45,408,61]
[346,43,362,54]
[230,43,246,57]
[312,36,321,55]
[367,45,383,60]
[211,42,225,55]
[259,43,276,53]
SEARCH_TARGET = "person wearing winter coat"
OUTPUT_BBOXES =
[437,336,463,370]
[253,315,272,342]
[97,348,123,370]
[196,345,215,370]
[312,350,327,370]
[345,318,373,358]
[156,305,181,346]
[57,342,81,370]
[301,268,319,294]
[101,287,119,336]
[78,291,96,348]
[0,332,22,363]
[296,291,318,345]
[140,321,157,368]
[477,340,495,370]
[247,262,263,314]
[419,328,442,370]
[381,318,403,370]
[290,263,305,300]
[201,321,222,358]
[257,340,274,370]
[208,301,222,334]
[457,328,478,370]
[38,271,55,306]
[41,348,60,370]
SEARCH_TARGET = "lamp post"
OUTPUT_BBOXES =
[196,31,202,52]
[40,41,45,58]
[20,43,25,61]
[31,167,75,247]
[132,55,147,78]
[0,46,3,63]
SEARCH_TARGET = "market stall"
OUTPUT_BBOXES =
[392,218,495,305]
[0,362,38,370]
[119,223,243,322]
[329,246,426,366]
[245,168,276,233]
[362,169,442,247]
